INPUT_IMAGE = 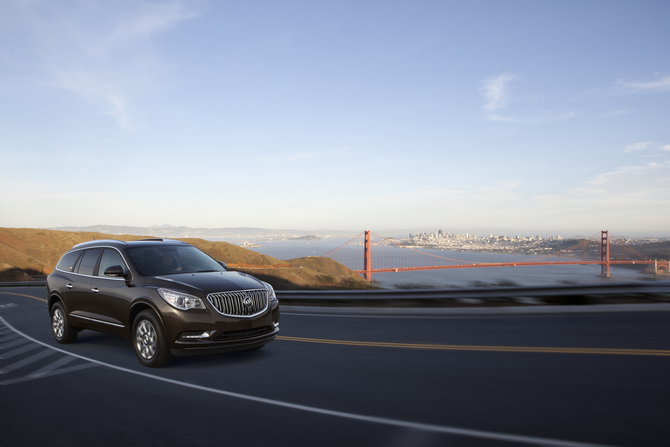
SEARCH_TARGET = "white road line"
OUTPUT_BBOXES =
[0,342,42,359]
[0,337,32,350]
[0,348,55,374]
[0,363,97,386]
[0,316,615,447]
[30,355,78,377]
[0,333,23,342]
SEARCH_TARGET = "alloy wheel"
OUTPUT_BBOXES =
[135,319,157,360]
[52,308,64,339]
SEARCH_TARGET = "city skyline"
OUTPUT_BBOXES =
[1,1,669,236]
[42,223,667,242]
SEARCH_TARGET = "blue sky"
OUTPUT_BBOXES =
[1,0,669,237]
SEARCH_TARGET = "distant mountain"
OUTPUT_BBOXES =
[289,235,322,241]
[48,225,356,240]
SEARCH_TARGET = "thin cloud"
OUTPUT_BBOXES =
[106,94,133,130]
[480,73,518,112]
[110,2,198,42]
[599,109,629,119]
[486,111,576,124]
[479,74,575,124]
[26,1,198,130]
[581,161,670,196]
[616,75,670,93]
[259,147,351,164]
[624,142,657,153]
[396,37,440,58]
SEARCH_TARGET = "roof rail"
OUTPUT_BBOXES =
[72,239,129,248]
[136,238,185,243]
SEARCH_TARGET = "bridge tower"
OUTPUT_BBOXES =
[600,230,610,277]
[364,230,372,281]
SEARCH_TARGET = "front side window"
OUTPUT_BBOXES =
[97,248,128,277]
[77,248,102,276]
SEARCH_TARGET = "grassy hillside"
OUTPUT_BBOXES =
[0,227,373,290]
[629,241,670,260]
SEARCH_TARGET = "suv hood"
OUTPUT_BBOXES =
[150,271,266,294]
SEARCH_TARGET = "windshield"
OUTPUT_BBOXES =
[127,245,226,276]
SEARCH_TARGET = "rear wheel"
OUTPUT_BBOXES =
[51,302,77,343]
[132,310,172,367]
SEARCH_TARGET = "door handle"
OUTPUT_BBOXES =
[91,288,99,293]
[66,284,73,289]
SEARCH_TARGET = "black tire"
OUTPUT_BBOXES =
[132,310,172,368]
[51,301,77,344]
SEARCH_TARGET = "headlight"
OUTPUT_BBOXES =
[262,281,277,302]
[158,288,206,310]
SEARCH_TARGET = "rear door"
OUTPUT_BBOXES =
[65,248,101,328]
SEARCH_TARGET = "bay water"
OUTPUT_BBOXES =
[217,238,651,289]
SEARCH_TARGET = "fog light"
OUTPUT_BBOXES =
[273,322,279,329]
[200,330,216,339]
[180,331,216,340]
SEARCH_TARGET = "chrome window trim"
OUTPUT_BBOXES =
[55,248,85,273]
[55,245,133,281]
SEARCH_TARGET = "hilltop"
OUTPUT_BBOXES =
[0,227,373,290]
[48,224,355,240]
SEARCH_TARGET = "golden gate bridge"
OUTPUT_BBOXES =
[322,231,668,281]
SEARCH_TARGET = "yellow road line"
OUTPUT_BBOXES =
[0,291,46,302]
[277,336,670,357]
[3,292,666,357]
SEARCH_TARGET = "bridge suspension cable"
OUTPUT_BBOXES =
[320,230,662,281]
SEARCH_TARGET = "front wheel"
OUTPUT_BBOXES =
[51,302,77,343]
[132,310,172,368]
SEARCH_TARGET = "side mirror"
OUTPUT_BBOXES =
[217,261,228,270]
[104,265,126,277]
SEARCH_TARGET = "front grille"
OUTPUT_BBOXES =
[215,326,272,341]
[207,289,268,317]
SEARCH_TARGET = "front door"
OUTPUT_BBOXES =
[88,248,131,335]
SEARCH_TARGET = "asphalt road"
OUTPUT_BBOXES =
[1,287,669,447]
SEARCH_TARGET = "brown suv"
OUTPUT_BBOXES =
[46,239,280,367]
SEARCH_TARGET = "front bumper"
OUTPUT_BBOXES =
[171,323,279,356]
[158,293,280,352]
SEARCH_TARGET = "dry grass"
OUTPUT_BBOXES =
[0,227,373,290]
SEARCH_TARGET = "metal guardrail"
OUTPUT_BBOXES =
[0,281,47,288]
[2,280,669,306]
[276,281,670,303]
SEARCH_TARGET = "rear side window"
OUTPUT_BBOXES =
[56,251,83,272]
[97,249,128,277]
[77,249,102,276]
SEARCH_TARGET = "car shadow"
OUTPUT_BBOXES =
[71,329,276,369]
[73,330,130,348]
[169,346,276,369]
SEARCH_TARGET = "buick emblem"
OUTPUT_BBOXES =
[243,294,253,309]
